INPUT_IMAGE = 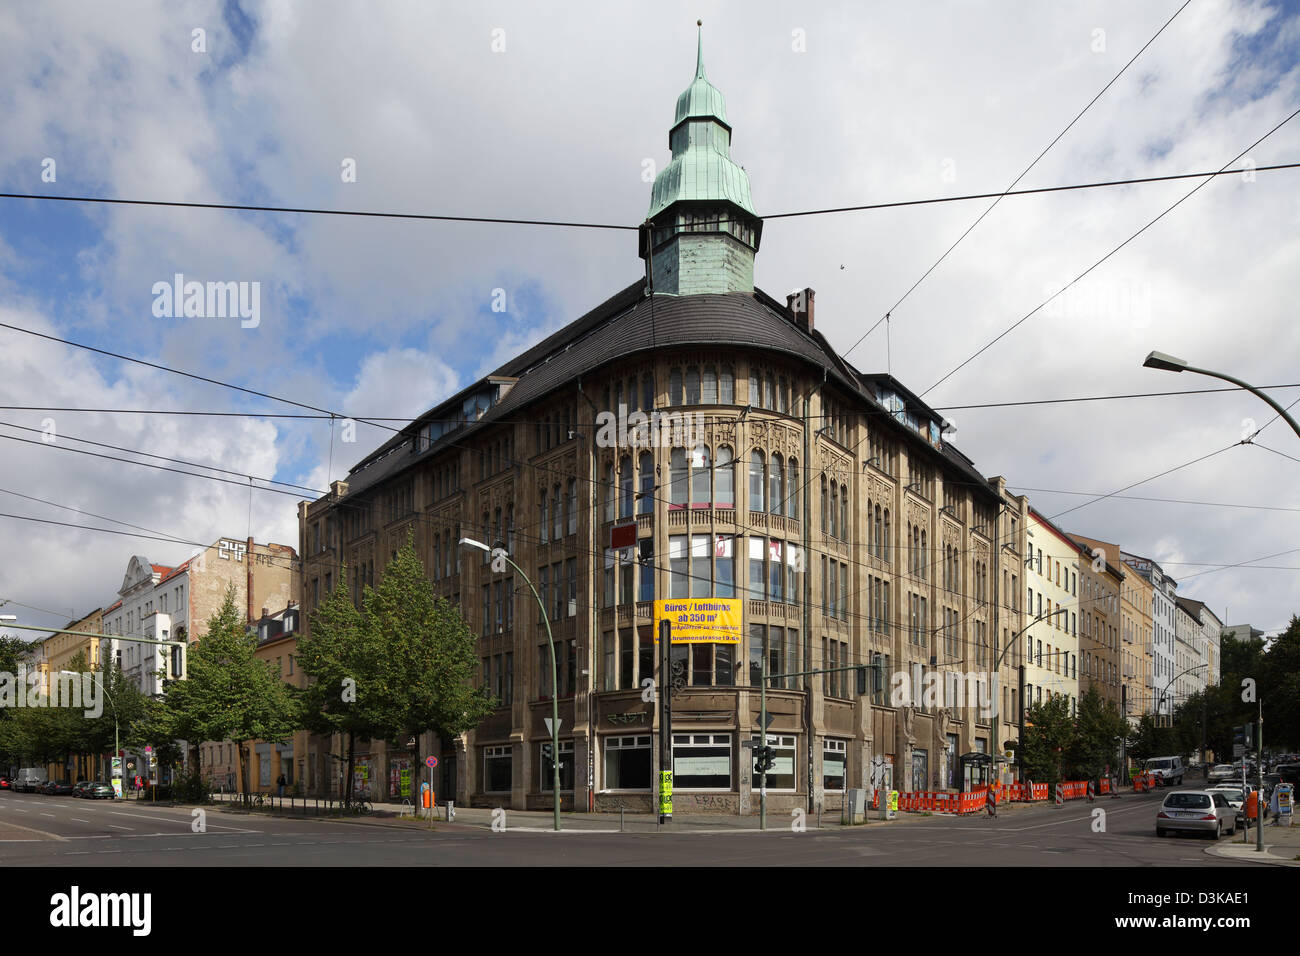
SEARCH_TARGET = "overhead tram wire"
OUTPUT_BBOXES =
[3,162,1297,236]
[840,0,1195,364]
[0,420,325,495]
[930,382,1300,412]
[920,103,1300,399]
[0,486,203,545]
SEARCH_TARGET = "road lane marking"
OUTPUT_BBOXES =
[71,818,89,823]
[107,824,133,830]
[40,813,54,817]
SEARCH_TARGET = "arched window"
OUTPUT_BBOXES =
[702,367,717,404]
[669,448,688,509]
[829,483,838,538]
[749,451,766,512]
[566,479,577,534]
[787,457,799,517]
[769,453,784,516]
[553,484,563,540]
[820,476,828,532]
[691,445,712,508]
[840,484,848,541]
[920,530,927,578]
[685,366,701,405]
[715,446,734,509]
[637,452,654,515]
[883,509,890,563]
[618,457,633,519]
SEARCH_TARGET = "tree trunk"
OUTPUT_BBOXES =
[345,730,356,806]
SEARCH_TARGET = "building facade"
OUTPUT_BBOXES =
[297,35,1032,812]
[1023,509,1082,715]
[1121,553,1176,717]
[1070,537,1124,709]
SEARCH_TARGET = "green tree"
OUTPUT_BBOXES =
[157,587,298,795]
[1065,687,1127,779]
[1020,695,1074,784]
[295,566,386,802]
[297,540,494,805]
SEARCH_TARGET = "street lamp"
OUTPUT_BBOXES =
[460,536,561,832]
[1142,351,1300,442]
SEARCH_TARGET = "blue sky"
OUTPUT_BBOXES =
[1,0,1299,639]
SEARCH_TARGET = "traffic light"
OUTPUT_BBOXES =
[856,666,868,696]
[542,743,553,763]
[1234,724,1253,750]
[754,746,775,774]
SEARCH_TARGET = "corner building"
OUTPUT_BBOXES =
[299,34,1031,812]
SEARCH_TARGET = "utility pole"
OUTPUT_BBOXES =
[759,641,768,831]
[1256,701,1264,854]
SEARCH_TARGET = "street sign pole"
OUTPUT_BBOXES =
[659,619,672,826]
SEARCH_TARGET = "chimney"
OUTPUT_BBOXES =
[786,287,815,332]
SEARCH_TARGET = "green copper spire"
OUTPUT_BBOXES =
[642,24,762,295]
[648,22,754,218]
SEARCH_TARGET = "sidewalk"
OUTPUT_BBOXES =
[194,788,1082,833]
[1206,820,1300,866]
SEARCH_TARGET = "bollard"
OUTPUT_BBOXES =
[986,786,997,818]
[1054,783,1064,807]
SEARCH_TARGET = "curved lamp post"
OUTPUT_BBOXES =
[460,536,561,831]
[1142,352,1300,442]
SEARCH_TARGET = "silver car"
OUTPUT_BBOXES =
[1156,789,1238,839]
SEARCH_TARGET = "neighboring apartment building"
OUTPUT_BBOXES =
[1221,623,1265,645]
[298,35,1031,812]
[1074,535,1149,727]
[1177,598,1223,687]
[1172,599,1204,708]
[101,537,298,697]
[1069,537,1124,710]
[98,538,298,785]
[1122,553,1177,717]
[1023,509,1083,715]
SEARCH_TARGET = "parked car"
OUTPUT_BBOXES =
[44,780,74,796]
[83,781,116,800]
[1156,790,1238,839]
[1275,764,1300,787]
[1143,756,1185,787]
[1205,786,1248,828]
[71,780,93,798]
[0,775,11,790]
[15,768,48,792]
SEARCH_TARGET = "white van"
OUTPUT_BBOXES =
[15,768,47,792]
[1143,756,1185,787]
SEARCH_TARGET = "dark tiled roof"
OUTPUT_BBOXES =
[336,279,1001,502]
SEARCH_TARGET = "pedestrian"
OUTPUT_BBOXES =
[276,773,286,797]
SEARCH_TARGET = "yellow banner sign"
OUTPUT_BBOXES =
[654,598,742,643]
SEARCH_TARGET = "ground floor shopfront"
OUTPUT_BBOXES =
[460,686,1021,814]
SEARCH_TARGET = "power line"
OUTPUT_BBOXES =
[0,431,309,499]
[0,192,637,231]
[1008,486,1300,514]
[4,163,1296,237]
[0,420,324,495]
[931,382,1300,411]
[920,104,1300,399]
[0,486,198,544]
[841,0,1194,363]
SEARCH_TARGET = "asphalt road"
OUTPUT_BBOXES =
[0,786,1256,866]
